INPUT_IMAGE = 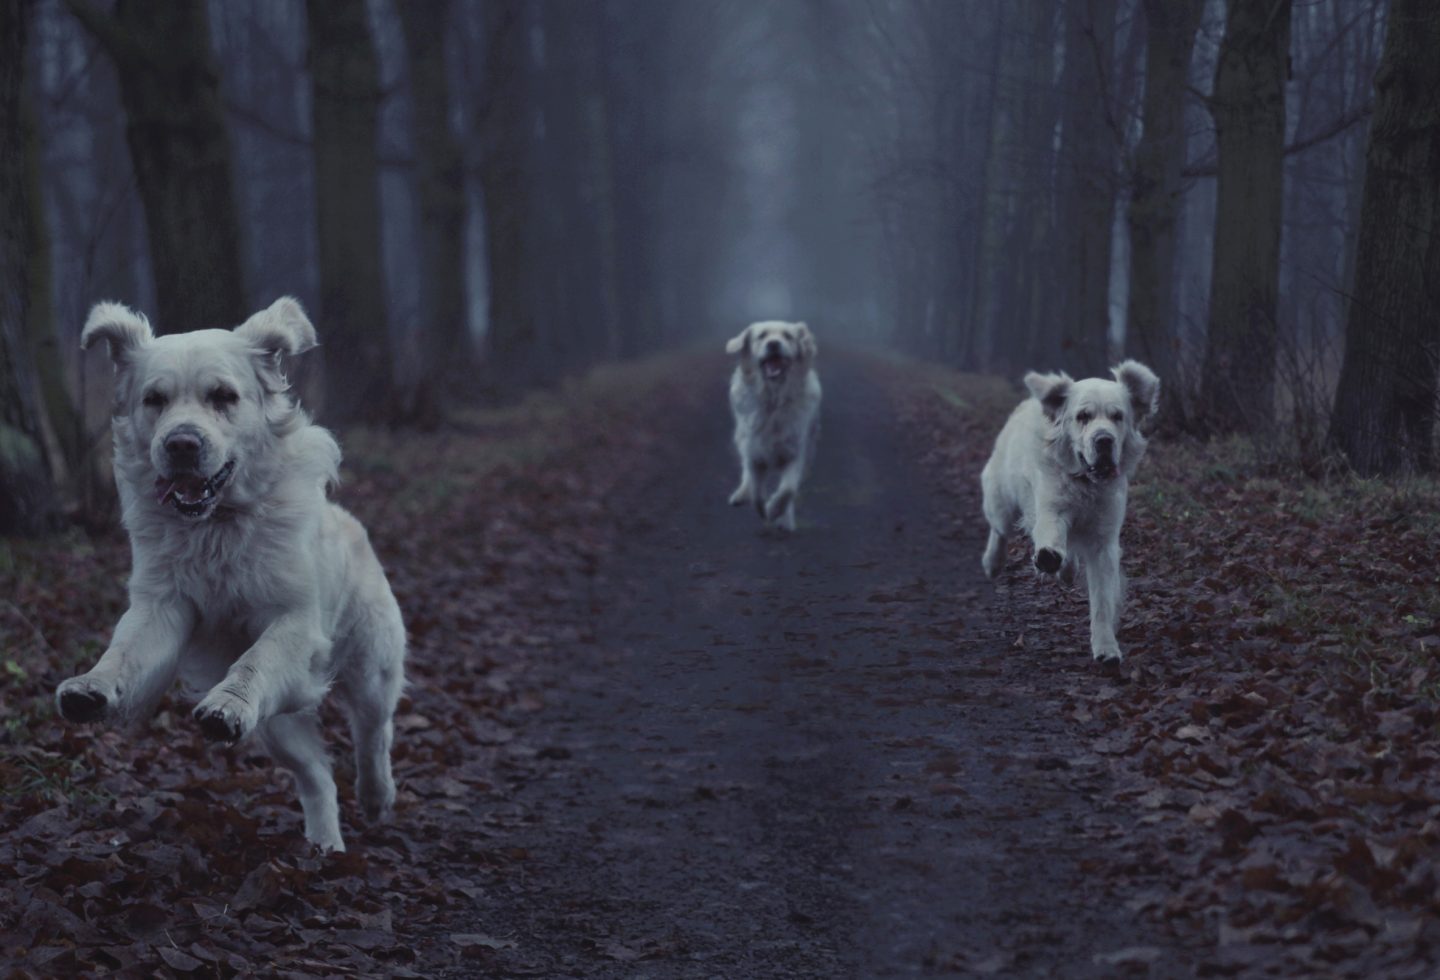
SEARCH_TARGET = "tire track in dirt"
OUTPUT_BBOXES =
[452,354,1189,977]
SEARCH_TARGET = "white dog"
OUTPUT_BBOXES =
[980,360,1160,662]
[56,297,406,852]
[726,320,822,531]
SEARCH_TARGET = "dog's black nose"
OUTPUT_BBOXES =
[164,428,202,464]
[1094,433,1115,458]
[765,339,781,354]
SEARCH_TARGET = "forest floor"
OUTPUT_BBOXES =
[1,351,1438,978]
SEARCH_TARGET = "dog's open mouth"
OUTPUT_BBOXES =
[760,353,790,381]
[155,461,235,517]
[1085,458,1118,480]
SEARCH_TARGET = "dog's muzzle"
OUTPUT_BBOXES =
[1085,433,1118,480]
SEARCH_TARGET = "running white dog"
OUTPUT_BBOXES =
[726,320,822,531]
[56,297,405,852]
[980,361,1160,662]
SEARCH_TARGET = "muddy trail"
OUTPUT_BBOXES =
[443,356,1184,977]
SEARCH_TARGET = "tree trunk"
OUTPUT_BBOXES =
[1326,0,1440,475]
[1198,0,1291,435]
[397,0,473,403]
[1125,0,1204,426]
[1,0,55,534]
[1056,0,1119,377]
[477,0,537,396]
[306,0,394,425]
[64,0,247,333]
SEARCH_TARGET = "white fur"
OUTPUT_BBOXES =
[58,297,405,852]
[980,360,1160,663]
[726,320,822,531]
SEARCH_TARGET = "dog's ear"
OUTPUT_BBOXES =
[1024,370,1072,421]
[236,296,318,358]
[1111,360,1160,420]
[81,302,153,365]
[725,324,753,356]
[795,322,817,360]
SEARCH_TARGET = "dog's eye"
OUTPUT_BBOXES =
[143,391,168,409]
[209,387,239,407]
[1111,410,1124,422]
[1076,410,1092,424]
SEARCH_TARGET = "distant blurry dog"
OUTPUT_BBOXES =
[55,297,406,852]
[726,320,822,531]
[980,361,1160,662]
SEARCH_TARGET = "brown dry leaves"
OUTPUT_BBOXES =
[887,359,1440,978]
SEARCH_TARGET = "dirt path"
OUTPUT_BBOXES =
[448,356,1186,977]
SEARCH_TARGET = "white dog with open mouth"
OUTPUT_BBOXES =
[980,360,1160,663]
[55,297,405,852]
[726,320,822,531]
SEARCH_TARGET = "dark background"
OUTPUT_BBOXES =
[2,0,1437,531]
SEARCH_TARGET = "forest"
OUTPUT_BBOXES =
[2,0,1436,527]
[1,0,1439,976]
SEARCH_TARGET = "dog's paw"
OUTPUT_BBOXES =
[56,677,115,723]
[764,488,795,524]
[193,690,258,743]
[1033,548,1064,575]
[359,779,397,825]
[1059,559,1078,587]
[728,486,751,507]
[1092,642,1123,664]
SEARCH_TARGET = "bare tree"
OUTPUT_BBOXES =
[1055,0,1120,377]
[63,0,247,332]
[397,0,472,400]
[1327,0,1440,475]
[1198,0,1292,435]
[476,0,537,394]
[1125,0,1204,425]
[1,0,55,533]
[306,0,394,424]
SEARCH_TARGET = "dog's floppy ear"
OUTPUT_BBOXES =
[81,302,153,365]
[725,324,753,356]
[1112,360,1160,421]
[795,322,817,360]
[236,296,318,358]
[1024,370,1072,421]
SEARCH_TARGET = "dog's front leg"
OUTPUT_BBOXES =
[193,611,331,743]
[57,602,194,725]
[1030,505,1070,576]
[729,456,758,507]
[1086,542,1124,662]
[764,459,803,531]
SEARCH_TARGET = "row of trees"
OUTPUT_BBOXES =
[1,0,740,532]
[842,0,1437,472]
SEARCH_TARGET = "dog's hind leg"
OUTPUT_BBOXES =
[259,711,344,852]
[341,610,405,824]
[982,528,1007,578]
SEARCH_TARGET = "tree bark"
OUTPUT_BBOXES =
[1,0,55,534]
[1125,0,1204,426]
[477,0,537,396]
[1198,0,1292,435]
[306,0,394,424]
[64,0,247,333]
[1326,0,1440,475]
[397,0,473,402]
[1056,0,1120,377]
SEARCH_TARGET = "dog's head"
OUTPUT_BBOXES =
[83,297,318,521]
[726,320,816,383]
[1025,360,1160,481]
